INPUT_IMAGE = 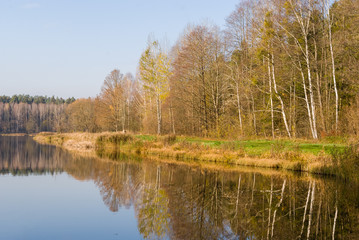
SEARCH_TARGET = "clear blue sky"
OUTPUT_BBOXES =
[0,0,240,98]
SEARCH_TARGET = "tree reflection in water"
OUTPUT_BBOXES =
[1,136,358,239]
[0,135,70,175]
[75,154,359,240]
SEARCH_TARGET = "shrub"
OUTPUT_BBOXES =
[96,133,133,151]
[162,135,177,146]
[283,150,303,162]
[108,134,133,144]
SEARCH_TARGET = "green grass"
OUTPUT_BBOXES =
[135,134,157,141]
[152,136,346,156]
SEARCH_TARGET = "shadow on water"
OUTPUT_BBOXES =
[1,136,359,239]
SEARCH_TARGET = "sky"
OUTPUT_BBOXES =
[0,0,240,99]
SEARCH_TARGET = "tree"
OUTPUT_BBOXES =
[139,40,171,135]
[96,69,126,132]
[67,98,97,132]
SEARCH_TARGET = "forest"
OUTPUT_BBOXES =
[0,95,75,133]
[3,0,359,140]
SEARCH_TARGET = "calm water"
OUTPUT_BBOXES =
[0,136,358,240]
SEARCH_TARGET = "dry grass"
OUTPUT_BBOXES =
[34,132,113,152]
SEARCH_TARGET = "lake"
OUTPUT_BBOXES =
[0,136,358,239]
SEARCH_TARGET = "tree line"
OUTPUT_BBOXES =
[5,0,359,139]
[0,95,75,104]
[0,95,75,133]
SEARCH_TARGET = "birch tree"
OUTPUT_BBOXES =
[324,0,339,132]
[139,40,171,135]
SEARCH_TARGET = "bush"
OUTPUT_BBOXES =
[109,134,133,144]
[162,135,177,146]
[283,150,303,162]
[96,133,133,149]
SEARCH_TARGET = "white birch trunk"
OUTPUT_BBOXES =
[327,2,339,132]
[305,36,318,139]
[271,55,291,138]
[236,82,243,133]
[268,57,275,139]
[156,94,161,135]
[287,0,318,139]
[300,64,316,139]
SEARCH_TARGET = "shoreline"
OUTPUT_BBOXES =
[32,132,344,177]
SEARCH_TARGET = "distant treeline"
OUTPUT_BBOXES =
[0,95,75,104]
[0,95,75,133]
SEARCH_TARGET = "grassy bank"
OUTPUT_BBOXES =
[33,132,358,179]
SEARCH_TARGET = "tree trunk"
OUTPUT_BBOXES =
[327,5,339,133]
[305,35,318,139]
[201,67,208,136]
[169,98,175,134]
[236,81,243,133]
[127,99,130,131]
[313,24,326,133]
[271,54,291,138]
[268,57,275,139]
[122,102,125,132]
[300,63,316,139]
[156,94,161,135]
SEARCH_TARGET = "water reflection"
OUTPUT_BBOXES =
[0,135,71,175]
[1,136,358,239]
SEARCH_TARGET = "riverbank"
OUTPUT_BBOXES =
[33,132,356,178]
